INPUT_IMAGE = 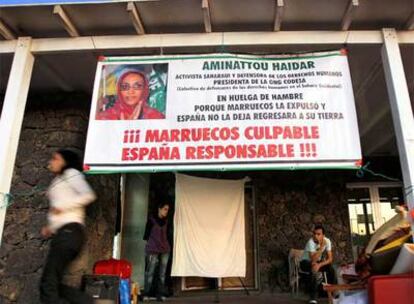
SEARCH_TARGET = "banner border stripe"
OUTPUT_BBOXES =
[84,164,360,174]
[85,158,361,167]
[101,51,345,63]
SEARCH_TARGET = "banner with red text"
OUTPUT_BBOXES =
[84,51,361,173]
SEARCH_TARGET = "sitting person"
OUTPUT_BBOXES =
[300,224,336,304]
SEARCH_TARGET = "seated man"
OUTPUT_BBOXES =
[300,224,336,304]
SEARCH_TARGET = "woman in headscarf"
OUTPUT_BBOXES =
[96,70,165,120]
[39,149,96,304]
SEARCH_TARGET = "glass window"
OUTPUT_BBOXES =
[347,188,372,255]
[346,184,403,259]
[379,187,404,223]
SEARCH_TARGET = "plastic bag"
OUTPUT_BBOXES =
[119,279,131,304]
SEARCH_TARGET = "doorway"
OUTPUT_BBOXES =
[118,173,259,294]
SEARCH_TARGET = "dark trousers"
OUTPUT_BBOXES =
[300,260,336,300]
[144,252,170,297]
[40,223,93,304]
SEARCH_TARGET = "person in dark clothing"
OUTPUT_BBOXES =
[143,202,171,302]
[39,149,96,304]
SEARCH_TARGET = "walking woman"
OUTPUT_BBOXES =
[143,202,171,302]
[40,149,96,304]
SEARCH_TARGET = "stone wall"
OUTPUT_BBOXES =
[254,171,354,288]
[0,95,119,303]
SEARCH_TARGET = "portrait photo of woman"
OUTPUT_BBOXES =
[96,65,167,120]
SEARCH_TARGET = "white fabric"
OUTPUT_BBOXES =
[47,168,96,233]
[337,290,368,304]
[390,243,414,274]
[365,208,410,254]
[172,174,246,278]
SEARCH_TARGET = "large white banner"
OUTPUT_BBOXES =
[84,51,361,173]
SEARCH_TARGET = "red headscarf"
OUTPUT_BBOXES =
[96,70,164,120]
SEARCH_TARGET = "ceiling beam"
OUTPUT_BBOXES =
[127,2,146,35]
[0,19,16,40]
[405,12,414,30]
[399,30,414,44]
[273,0,284,32]
[341,0,359,31]
[53,5,80,37]
[0,40,16,53]
[202,0,212,33]
[1,31,414,55]
[29,31,385,54]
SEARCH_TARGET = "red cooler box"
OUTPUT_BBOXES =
[93,258,132,279]
[368,273,414,304]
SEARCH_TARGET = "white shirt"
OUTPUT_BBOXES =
[302,237,332,261]
[47,168,96,233]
